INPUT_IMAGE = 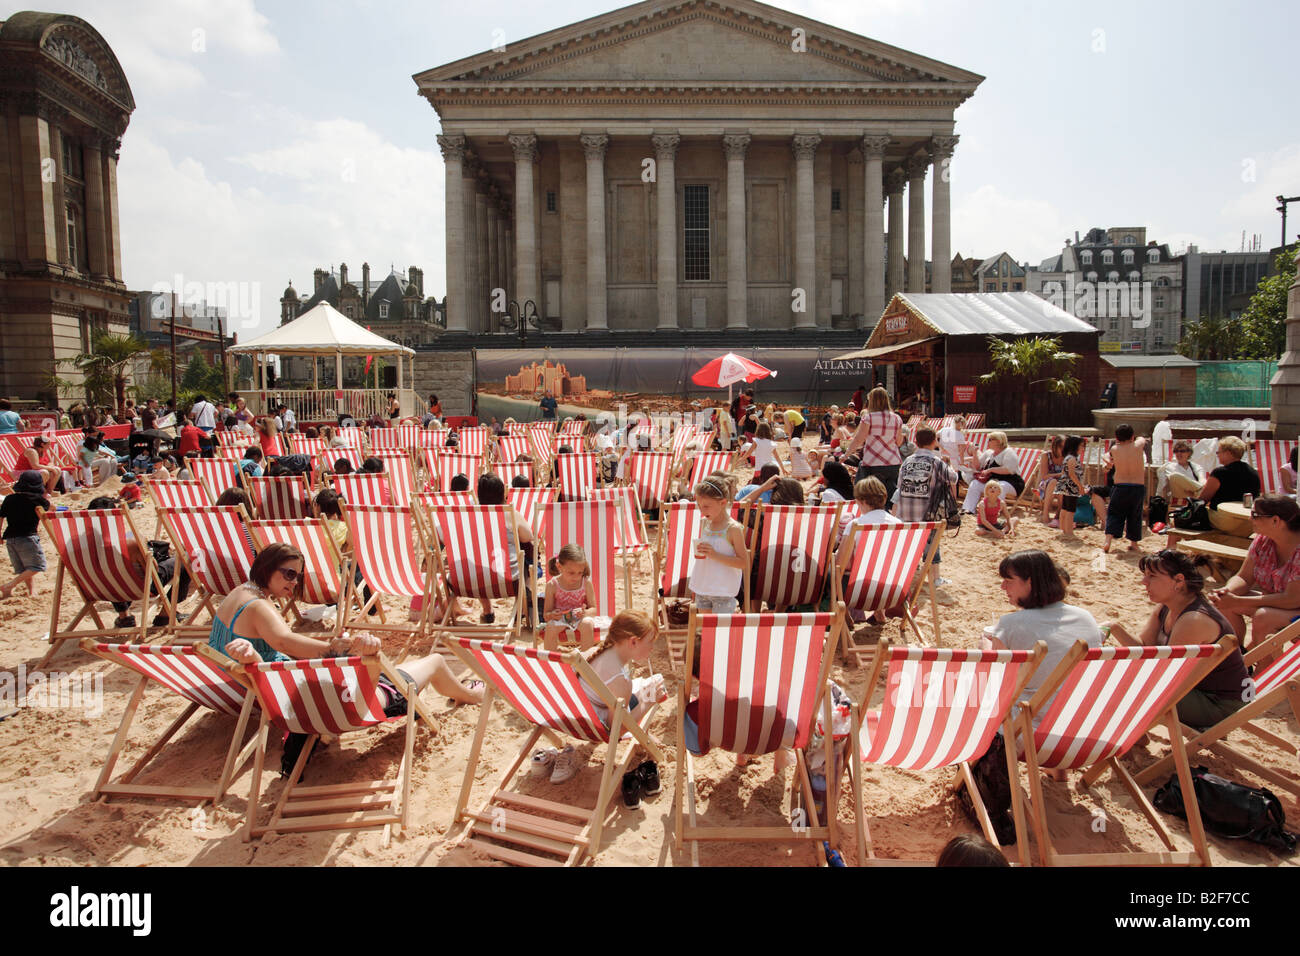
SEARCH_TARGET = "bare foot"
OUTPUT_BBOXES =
[1060,532,1077,540]
[774,749,792,774]
[736,754,752,768]
[1128,543,1142,552]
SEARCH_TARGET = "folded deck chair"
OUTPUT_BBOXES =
[79,640,258,804]
[1133,624,1300,799]
[159,505,255,640]
[652,501,702,669]
[331,472,392,507]
[425,504,530,641]
[540,500,619,647]
[189,458,242,501]
[1010,640,1234,866]
[40,507,174,667]
[339,503,437,638]
[589,485,651,605]
[833,521,941,664]
[849,640,1046,865]
[675,610,839,866]
[555,452,600,501]
[444,637,664,866]
[750,503,841,612]
[237,652,436,845]
[627,451,674,516]
[244,475,312,521]
[247,517,356,629]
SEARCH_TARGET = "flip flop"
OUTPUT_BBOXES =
[447,678,485,706]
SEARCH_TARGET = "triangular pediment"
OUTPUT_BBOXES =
[415,0,982,89]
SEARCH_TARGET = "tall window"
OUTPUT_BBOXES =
[65,203,82,271]
[683,184,710,281]
[831,189,841,211]
[61,132,84,181]
[545,190,557,213]
[378,302,389,319]
[1080,251,1093,265]
[1122,249,1134,264]
[1147,249,1160,263]
[1102,250,1114,265]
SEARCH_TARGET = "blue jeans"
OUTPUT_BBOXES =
[694,594,738,614]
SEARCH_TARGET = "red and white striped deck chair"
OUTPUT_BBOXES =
[555,452,600,500]
[414,490,477,512]
[244,475,312,520]
[238,652,436,844]
[1252,439,1296,495]
[506,422,529,437]
[627,451,674,513]
[670,425,699,461]
[675,610,839,864]
[40,507,172,667]
[527,427,556,478]
[216,431,253,450]
[1008,447,1044,510]
[144,477,215,537]
[559,418,587,441]
[543,500,619,647]
[369,425,420,452]
[1135,622,1300,800]
[750,503,841,612]
[966,432,993,457]
[628,420,657,450]
[965,413,986,429]
[849,640,1046,864]
[426,504,530,641]
[652,501,701,668]
[456,426,490,460]
[78,641,258,805]
[160,505,255,640]
[493,459,535,488]
[339,504,436,636]
[427,451,484,492]
[833,521,942,664]
[213,446,246,462]
[924,417,946,434]
[338,425,365,447]
[331,472,392,507]
[495,434,532,467]
[688,450,735,489]
[52,433,85,473]
[262,433,287,457]
[0,438,22,483]
[324,445,365,475]
[590,486,651,604]
[248,517,355,626]
[445,637,665,866]
[1012,641,1234,867]
[424,429,450,449]
[508,486,555,554]
[290,435,328,460]
[373,451,417,506]
[189,457,242,500]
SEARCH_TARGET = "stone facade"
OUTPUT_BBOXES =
[0,12,135,403]
[411,349,475,417]
[416,0,981,336]
[1270,247,1300,440]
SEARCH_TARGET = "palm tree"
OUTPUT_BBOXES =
[52,331,151,414]
[978,335,1081,427]
[1177,313,1246,360]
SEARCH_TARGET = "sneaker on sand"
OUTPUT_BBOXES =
[550,745,584,784]
[934,577,952,588]
[621,770,642,809]
[529,748,558,779]
[636,760,661,796]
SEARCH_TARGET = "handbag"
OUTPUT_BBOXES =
[1172,499,1212,531]
[1073,497,1097,527]
[956,732,1016,844]
[1148,495,1168,529]
[1154,766,1297,853]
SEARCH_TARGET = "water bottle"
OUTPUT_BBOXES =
[823,841,846,867]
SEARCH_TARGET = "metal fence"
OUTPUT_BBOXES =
[1195,360,1277,407]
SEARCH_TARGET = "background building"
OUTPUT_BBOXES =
[0,11,134,404]
[128,290,231,367]
[1183,245,1272,326]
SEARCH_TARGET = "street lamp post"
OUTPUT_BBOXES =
[1279,195,1300,250]
[498,299,541,348]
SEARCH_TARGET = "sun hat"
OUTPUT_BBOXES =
[15,470,46,495]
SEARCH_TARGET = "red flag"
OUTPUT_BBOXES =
[364,325,373,376]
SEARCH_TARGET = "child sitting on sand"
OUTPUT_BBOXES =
[543,543,600,650]
[976,482,1017,540]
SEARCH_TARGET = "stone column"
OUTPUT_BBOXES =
[509,133,540,312]
[863,135,890,323]
[83,141,108,279]
[581,132,610,331]
[475,179,490,331]
[652,133,680,330]
[846,148,864,326]
[906,151,929,293]
[104,139,123,280]
[17,112,58,266]
[436,134,468,332]
[723,133,750,330]
[930,135,958,293]
[886,168,906,303]
[792,133,821,330]
[498,201,511,304]
[1270,255,1300,439]
[486,197,500,323]
[462,157,481,332]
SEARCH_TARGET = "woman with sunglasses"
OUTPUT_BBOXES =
[1208,493,1300,648]
[215,543,484,709]
[1107,549,1248,729]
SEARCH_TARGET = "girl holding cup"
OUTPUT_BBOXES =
[689,475,750,614]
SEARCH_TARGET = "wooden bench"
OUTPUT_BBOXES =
[1175,533,1252,582]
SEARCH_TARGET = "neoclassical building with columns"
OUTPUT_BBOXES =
[415,0,980,338]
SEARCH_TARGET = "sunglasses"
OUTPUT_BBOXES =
[276,566,302,582]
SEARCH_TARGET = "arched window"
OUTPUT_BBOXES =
[1122,249,1134,264]
[1157,276,1171,287]
[1128,271,1140,281]
[1086,271,1098,283]
[1122,235,1136,244]
[1108,271,1120,282]
[1080,251,1093,265]
[1102,250,1114,265]
[1147,249,1160,263]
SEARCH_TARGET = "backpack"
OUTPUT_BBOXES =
[1073,496,1097,527]
[1154,766,1297,853]
[927,473,962,531]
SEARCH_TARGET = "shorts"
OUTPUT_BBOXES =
[694,594,739,614]
[5,535,46,574]
[1060,494,1078,511]
[376,668,416,718]
[1104,483,1146,542]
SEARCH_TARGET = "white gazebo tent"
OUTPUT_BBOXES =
[227,301,418,422]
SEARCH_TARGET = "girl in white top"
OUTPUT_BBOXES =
[689,474,750,615]
[580,610,667,728]
[746,421,784,481]
[788,437,813,479]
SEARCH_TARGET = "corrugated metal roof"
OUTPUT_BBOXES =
[1100,354,1199,368]
[895,292,1099,337]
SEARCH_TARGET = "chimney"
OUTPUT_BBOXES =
[1074,231,1080,244]
[340,262,348,287]
[416,268,424,296]
[362,262,370,307]
[409,266,418,293]
[313,268,326,292]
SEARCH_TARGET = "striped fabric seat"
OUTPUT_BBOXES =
[189,458,241,500]
[836,521,941,660]
[967,432,993,456]
[214,447,246,461]
[414,490,477,511]
[964,413,986,429]
[262,433,287,457]
[245,475,312,520]
[496,435,532,466]
[369,425,421,451]
[427,505,528,640]
[456,427,490,460]
[248,517,346,608]
[556,452,600,500]
[0,438,21,482]
[332,472,392,507]
[850,642,1044,863]
[444,636,665,866]
[145,477,213,510]
[1253,440,1296,495]
[751,504,840,611]
[689,451,735,488]
[425,429,450,449]
[506,422,529,436]
[247,656,391,736]
[323,446,365,473]
[629,421,657,450]
[427,451,484,492]
[373,452,417,506]
[493,460,535,488]
[161,505,255,636]
[290,436,328,459]
[52,433,85,470]
[544,500,618,646]
[653,502,701,667]
[558,420,587,440]
[508,486,555,550]
[627,451,674,509]
[338,426,366,447]
[670,425,699,461]
[80,641,258,804]
[41,508,167,666]
[340,504,432,634]
[216,431,253,449]
[590,486,650,605]
[1011,447,1043,487]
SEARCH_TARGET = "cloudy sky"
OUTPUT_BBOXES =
[14,0,1296,339]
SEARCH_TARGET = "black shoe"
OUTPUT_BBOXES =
[114,614,136,629]
[151,614,170,627]
[480,611,496,625]
[622,770,642,809]
[636,760,661,796]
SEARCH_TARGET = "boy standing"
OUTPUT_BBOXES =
[894,426,957,586]
[1104,424,1147,553]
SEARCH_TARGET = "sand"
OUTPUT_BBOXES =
[1,472,1297,868]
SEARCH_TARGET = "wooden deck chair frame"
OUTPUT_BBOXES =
[423,503,531,643]
[79,640,259,804]
[1133,622,1300,799]
[158,504,256,641]
[236,652,437,846]
[445,637,665,866]
[1009,639,1234,867]
[652,501,701,669]
[337,503,439,640]
[848,639,1046,865]
[832,521,942,664]
[247,516,360,632]
[674,608,840,866]
[40,506,174,667]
